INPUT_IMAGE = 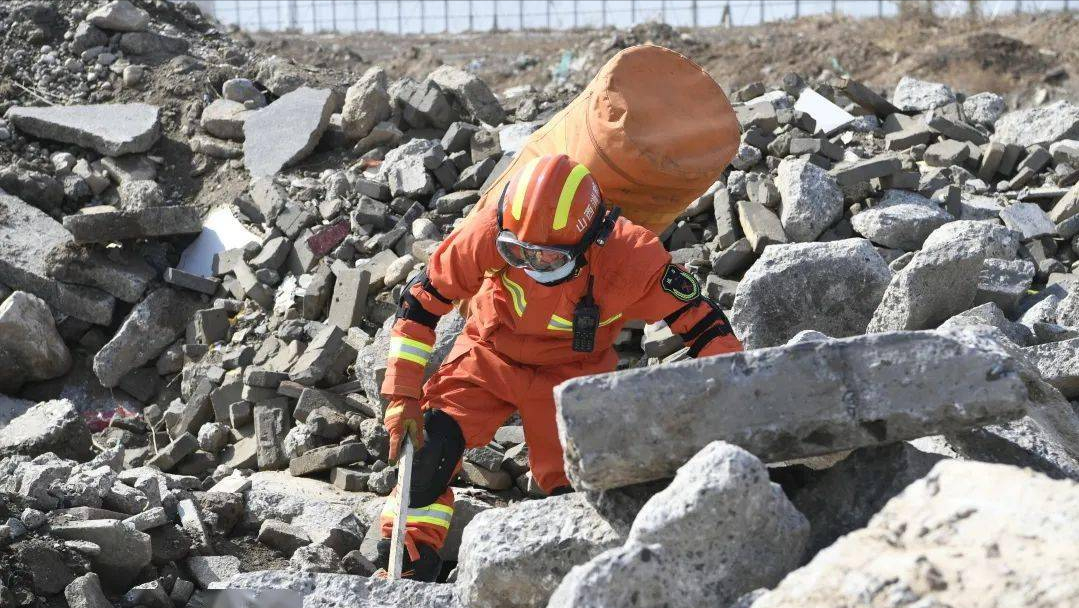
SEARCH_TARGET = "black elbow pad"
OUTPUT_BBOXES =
[396,271,441,329]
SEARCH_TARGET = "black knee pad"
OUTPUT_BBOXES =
[409,409,465,507]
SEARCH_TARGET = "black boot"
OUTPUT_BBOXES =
[375,539,443,582]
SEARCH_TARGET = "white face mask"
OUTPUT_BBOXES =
[524,259,577,284]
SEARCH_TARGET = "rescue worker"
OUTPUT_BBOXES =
[375,153,742,580]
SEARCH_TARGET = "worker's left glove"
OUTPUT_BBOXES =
[384,397,424,464]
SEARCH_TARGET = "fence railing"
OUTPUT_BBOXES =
[188,0,1076,35]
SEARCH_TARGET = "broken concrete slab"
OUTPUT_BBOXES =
[0,399,91,462]
[867,242,984,332]
[254,399,292,470]
[1025,338,1079,398]
[939,302,1033,347]
[327,268,370,330]
[93,287,204,387]
[775,157,843,242]
[342,66,392,141]
[736,199,787,253]
[200,99,250,141]
[428,65,506,126]
[63,205,204,244]
[831,77,898,116]
[288,443,368,477]
[892,76,955,112]
[749,460,1079,608]
[225,570,460,607]
[829,154,902,186]
[243,87,334,177]
[963,91,1006,126]
[455,493,622,608]
[257,521,312,562]
[0,191,115,324]
[992,100,1079,148]
[46,244,155,303]
[49,519,151,589]
[976,258,1035,315]
[851,190,954,251]
[926,107,988,144]
[0,291,72,392]
[550,442,808,608]
[920,219,1020,261]
[146,432,198,471]
[1001,202,1057,240]
[165,267,220,295]
[8,103,160,156]
[64,572,113,608]
[186,555,241,588]
[731,239,891,349]
[242,471,367,545]
[924,138,970,166]
[556,327,1035,490]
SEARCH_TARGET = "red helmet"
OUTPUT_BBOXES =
[498,154,604,247]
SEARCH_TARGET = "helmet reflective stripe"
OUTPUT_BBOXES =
[510,157,544,221]
[390,336,434,366]
[553,163,592,230]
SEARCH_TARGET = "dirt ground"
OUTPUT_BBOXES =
[248,10,1079,105]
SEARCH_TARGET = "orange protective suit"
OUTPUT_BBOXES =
[378,202,742,559]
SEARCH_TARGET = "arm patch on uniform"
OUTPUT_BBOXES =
[660,264,700,302]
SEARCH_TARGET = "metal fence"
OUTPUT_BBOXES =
[188,0,1076,34]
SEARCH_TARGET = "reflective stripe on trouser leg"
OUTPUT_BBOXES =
[381,496,454,529]
[380,486,456,559]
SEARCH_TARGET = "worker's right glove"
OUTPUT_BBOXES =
[384,397,424,464]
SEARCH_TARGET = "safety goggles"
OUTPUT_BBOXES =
[495,231,578,272]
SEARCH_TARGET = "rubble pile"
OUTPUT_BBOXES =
[1,1,1079,607]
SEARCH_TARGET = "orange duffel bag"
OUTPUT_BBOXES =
[473,43,740,235]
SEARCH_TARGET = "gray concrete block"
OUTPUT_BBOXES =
[254,398,292,470]
[0,192,115,324]
[244,87,334,177]
[165,267,220,295]
[327,268,370,330]
[8,103,160,157]
[556,327,1035,490]
[93,287,203,387]
[63,205,203,244]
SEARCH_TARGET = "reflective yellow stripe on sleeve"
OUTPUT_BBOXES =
[390,336,434,366]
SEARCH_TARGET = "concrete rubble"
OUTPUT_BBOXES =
[556,327,1046,490]
[7,103,161,156]
[455,493,622,608]
[730,238,891,348]
[548,442,808,608]
[2,1,1079,606]
[750,460,1079,608]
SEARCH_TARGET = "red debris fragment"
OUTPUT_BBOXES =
[306,218,351,257]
